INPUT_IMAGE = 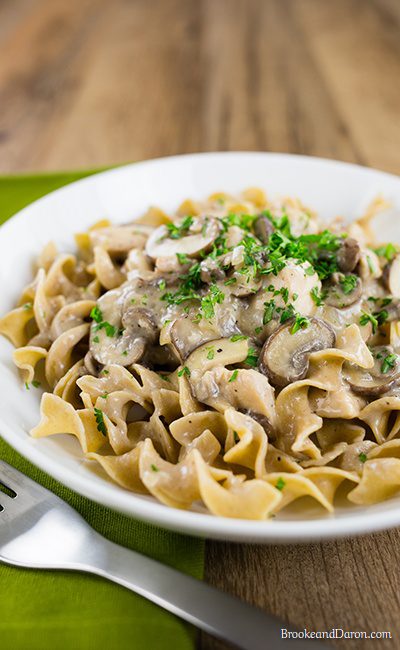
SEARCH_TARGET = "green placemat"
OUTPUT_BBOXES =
[0,170,205,650]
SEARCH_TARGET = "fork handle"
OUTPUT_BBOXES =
[80,534,328,650]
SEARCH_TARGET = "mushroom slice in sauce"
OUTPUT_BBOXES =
[323,273,363,308]
[345,345,400,396]
[169,317,220,362]
[185,337,249,384]
[259,317,336,387]
[253,215,274,244]
[145,216,220,259]
[91,306,158,367]
[382,254,400,297]
[336,237,361,272]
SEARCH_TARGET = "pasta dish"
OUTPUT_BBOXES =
[2,188,400,519]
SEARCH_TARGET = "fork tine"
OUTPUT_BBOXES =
[0,460,50,499]
[0,460,26,492]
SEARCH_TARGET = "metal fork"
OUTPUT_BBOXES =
[0,460,328,650]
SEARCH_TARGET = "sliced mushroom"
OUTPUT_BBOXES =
[169,316,219,362]
[259,317,336,387]
[91,304,158,367]
[336,237,361,272]
[378,298,400,322]
[382,254,400,297]
[185,337,249,384]
[345,345,400,396]
[253,215,274,244]
[323,273,363,308]
[83,351,103,376]
[145,216,220,259]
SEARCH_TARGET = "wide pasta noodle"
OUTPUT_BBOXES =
[2,188,400,519]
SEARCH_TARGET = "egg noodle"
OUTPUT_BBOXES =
[2,188,400,519]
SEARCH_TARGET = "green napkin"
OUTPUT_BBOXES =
[0,170,204,650]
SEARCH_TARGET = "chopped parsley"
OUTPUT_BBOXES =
[90,306,103,323]
[176,253,190,265]
[159,374,170,382]
[166,215,193,239]
[310,286,325,306]
[279,303,296,324]
[206,346,215,360]
[229,369,239,383]
[358,452,367,464]
[25,381,41,390]
[290,315,310,335]
[340,274,358,295]
[230,334,248,342]
[177,366,191,377]
[381,353,398,374]
[245,347,258,367]
[94,407,107,436]
[200,284,225,319]
[276,477,286,491]
[374,243,397,261]
[366,255,375,274]
[22,302,33,310]
[263,300,275,325]
[90,305,116,337]
[151,464,159,472]
[360,311,379,334]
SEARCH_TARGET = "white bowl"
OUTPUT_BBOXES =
[1,152,400,543]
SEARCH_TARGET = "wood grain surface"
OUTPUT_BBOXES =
[1,0,400,648]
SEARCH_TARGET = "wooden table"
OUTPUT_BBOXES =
[1,0,400,647]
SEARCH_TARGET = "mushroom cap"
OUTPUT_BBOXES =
[170,317,220,362]
[91,305,158,367]
[259,317,336,387]
[337,237,361,272]
[145,216,220,259]
[323,273,363,308]
[345,345,400,396]
[382,254,400,297]
[253,215,274,244]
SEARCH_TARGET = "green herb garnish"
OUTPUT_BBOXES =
[94,408,107,436]
[206,346,215,360]
[177,366,191,377]
[276,477,286,491]
[245,347,258,367]
[360,311,379,334]
[374,243,397,261]
[229,369,239,383]
[381,353,398,374]
[340,274,358,295]
[290,315,310,335]
[166,215,193,239]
